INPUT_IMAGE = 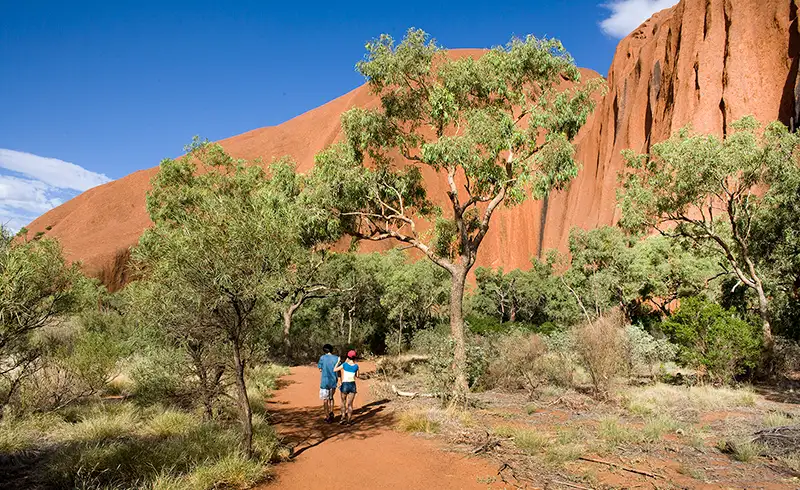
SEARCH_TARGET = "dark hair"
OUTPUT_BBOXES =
[322,344,333,353]
[347,353,356,360]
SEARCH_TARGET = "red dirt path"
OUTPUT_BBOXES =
[260,364,507,490]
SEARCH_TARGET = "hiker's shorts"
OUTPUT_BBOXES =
[320,387,336,400]
[340,382,357,394]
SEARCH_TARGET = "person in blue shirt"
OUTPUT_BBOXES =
[317,344,339,423]
[334,349,359,425]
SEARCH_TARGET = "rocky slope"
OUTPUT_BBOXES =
[23,0,800,288]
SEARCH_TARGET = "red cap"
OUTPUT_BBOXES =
[347,350,357,359]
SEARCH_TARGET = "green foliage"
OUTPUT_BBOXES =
[307,28,600,397]
[381,257,449,352]
[662,297,761,383]
[132,140,305,454]
[563,227,719,324]
[0,230,87,414]
[618,117,800,344]
[308,28,600,267]
[624,323,678,375]
[472,252,575,326]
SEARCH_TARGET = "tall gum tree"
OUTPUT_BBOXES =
[306,29,602,402]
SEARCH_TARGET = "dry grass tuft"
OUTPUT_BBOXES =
[624,383,756,420]
[396,409,441,434]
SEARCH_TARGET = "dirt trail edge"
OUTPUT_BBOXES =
[259,363,506,490]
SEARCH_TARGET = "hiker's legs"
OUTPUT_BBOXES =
[339,389,347,419]
[346,392,356,421]
[320,388,334,421]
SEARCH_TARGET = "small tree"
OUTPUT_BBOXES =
[618,117,800,352]
[307,29,601,401]
[133,141,294,456]
[0,228,81,416]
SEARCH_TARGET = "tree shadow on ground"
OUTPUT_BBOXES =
[266,398,393,458]
[754,382,800,405]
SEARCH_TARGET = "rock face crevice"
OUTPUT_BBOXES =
[22,0,800,285]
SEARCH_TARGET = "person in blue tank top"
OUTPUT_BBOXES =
[317,344,340,423]
[334,349,359,425]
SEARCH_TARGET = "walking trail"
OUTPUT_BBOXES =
[260,363,505,490]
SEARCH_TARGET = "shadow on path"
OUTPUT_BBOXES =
[266,398,392,458]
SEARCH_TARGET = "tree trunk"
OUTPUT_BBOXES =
[282,305,297,363]
[398,310,403,352]
[449,266,469,406]
[347,305,354,344]
[231,338,253,458]
[755,281,774,352]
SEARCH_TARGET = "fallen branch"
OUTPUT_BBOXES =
[391,385,436,398]
[471,430,501,454]
[578,456,662,479]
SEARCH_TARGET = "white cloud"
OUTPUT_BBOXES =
[0,175,62,214]
[0,149,110,192]
[0,149,111,232]
[599,0,679,38]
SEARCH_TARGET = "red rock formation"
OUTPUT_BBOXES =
[23,0,799,288]
[538,0,799,254]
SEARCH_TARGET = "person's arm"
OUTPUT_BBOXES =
[333,358,344,373]
[317,357,323,371]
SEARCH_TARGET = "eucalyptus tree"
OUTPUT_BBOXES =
[306,29,601,401]
[618,117,800,351]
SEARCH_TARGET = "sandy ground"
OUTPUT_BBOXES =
[259,363,507,490]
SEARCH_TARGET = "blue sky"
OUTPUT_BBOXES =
[0,0,677,230]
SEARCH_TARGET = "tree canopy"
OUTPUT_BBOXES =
[618,117,800,348]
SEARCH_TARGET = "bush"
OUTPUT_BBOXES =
[662,297,761,383]
[411,327,487,397]
[129,348,188,407]
[574,311,627,396]
[6,314,125,416]
[624,324,678,376]
[541,330,579,387]
[482,331,547,396]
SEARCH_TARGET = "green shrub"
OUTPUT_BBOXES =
[624,324,678,376]
[129,348,187,406]
[662,297,761,383]
[411,327,487,396]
